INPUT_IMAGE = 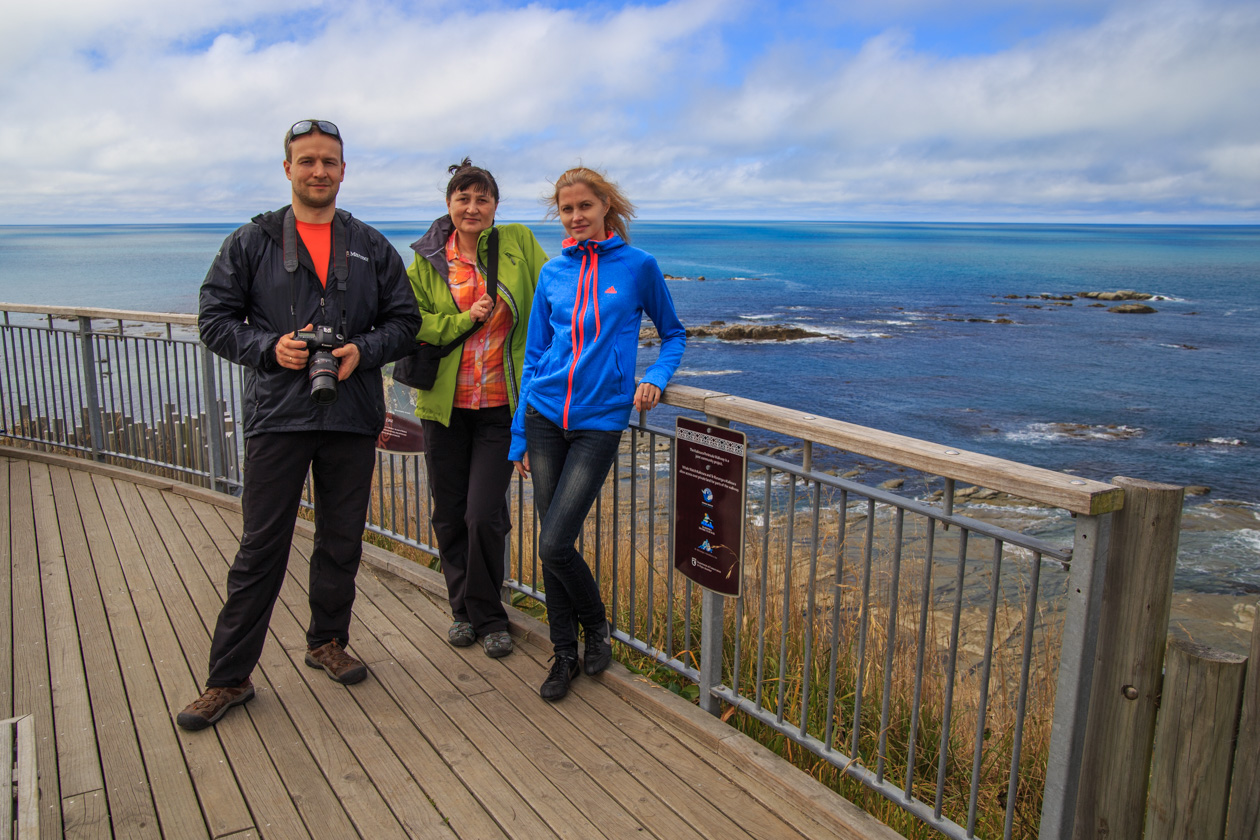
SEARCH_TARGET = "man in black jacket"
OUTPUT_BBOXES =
[177,119,420,731]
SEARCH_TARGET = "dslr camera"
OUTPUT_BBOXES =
[293,325,344,405]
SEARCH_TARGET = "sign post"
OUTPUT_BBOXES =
[673,416,747,597]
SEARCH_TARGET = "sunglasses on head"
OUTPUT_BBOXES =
[285,120,341,145]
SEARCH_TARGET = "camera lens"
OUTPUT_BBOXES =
[308,350,339,404]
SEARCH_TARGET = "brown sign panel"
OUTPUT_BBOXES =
[673,416,746,597]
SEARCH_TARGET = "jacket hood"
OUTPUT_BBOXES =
[411,215,455,259]
[560,234,626,257]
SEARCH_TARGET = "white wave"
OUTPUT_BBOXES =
[738,313,775,321]
[1207,438,1247,446]
[1003,422,1145,443]
[674,369,741,377]
[806,324,893,339]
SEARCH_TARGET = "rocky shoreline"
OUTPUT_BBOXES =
[640,289,1174,346]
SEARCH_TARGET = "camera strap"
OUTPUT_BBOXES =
[283,206,349,338]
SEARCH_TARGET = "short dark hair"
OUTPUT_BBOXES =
[445,158,499,202]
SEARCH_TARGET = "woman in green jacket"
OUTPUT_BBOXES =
[406,159,548,658]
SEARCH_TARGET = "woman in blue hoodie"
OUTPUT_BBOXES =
[509,167,686,701]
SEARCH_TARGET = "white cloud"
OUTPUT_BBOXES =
[0,0,1257,223]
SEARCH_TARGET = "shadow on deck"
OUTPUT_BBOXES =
[1,446,900,839]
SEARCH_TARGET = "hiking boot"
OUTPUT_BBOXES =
[583,621,612,676]
[483,630,513,658]
[175,679,255,731]
[448,621,476,647]
[540,653,580,702]
[304,640,368,685]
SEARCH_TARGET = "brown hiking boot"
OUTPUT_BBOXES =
[175,679,255,731]
[304,640,368,684]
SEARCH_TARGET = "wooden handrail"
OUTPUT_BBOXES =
[662,383,1123,515]
[0,302,198,326]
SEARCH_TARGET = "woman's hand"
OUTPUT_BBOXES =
[469,292,494,323]
[633,382,662,412]
[513,453,530,478]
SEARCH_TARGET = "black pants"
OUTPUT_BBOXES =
[423,406,514,635]
[206,430,376,687]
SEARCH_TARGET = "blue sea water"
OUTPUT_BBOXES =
[2,221,1258,589]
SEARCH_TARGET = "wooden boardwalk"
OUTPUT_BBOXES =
[1,447,901,840]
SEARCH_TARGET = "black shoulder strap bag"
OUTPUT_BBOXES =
[394,227,500,390]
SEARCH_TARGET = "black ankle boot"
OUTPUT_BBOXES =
[540,653,580,701]
[583,621,612,676]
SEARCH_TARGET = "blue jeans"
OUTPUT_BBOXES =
[525,405,621,656]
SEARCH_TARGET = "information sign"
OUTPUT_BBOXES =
[673,417,747,597]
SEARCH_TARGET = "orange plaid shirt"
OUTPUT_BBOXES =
[447,232,511,409]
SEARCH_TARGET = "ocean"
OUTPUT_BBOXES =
[2,221,1258,592]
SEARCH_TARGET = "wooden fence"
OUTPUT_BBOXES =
[1074,479,1259,839]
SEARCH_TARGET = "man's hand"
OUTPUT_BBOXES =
[333,342,361,381]
[513,453,530,478]
[633,382,661,412]
[276,324,313,370]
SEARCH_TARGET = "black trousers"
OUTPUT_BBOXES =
[422,405,514,635]
[206,430,376,687]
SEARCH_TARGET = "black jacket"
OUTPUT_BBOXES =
[198,206,421,438]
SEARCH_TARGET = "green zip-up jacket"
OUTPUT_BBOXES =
[405,217,548,426]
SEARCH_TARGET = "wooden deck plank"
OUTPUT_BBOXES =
[387,608,702,839]
[15,714,40,840]
[1,718,12,834]
[360,569,693,840]
[329,589,614,840]
[273,641,458,839]
[157,493,320,840]
[263,554,558,838]
[125,483,258,838]
[1,459,12,720]
[360,568,759,840]
[636,683,903,840]
[510,634,786,840]
[63,469,163,838]
[84,472,208,839]
[209,508,514,840]
[61,788,110,839]
[282,538,577,840]
[27,463,104,807]
[8,458,64,838]
[163,496,360,836]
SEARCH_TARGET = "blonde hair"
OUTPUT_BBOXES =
[546,167,636,242]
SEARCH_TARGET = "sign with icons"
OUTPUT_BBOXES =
[673,416,746,597]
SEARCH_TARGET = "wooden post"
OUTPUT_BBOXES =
[1146,639,1247,840]
[1072,477,1183,839]
[1226,601,1260,840]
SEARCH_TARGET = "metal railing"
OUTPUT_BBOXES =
[1,302,1126,840]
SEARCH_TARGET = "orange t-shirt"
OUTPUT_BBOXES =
[296,221,332,287]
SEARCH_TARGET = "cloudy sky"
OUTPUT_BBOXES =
[2,0,1258,224]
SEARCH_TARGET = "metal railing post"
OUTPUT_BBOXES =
[1039,512,1112,840]
[697,412,731,716]
[199,344,225,492]
[78,316,106,461]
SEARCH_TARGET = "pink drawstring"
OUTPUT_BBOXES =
[563,242,602,428]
